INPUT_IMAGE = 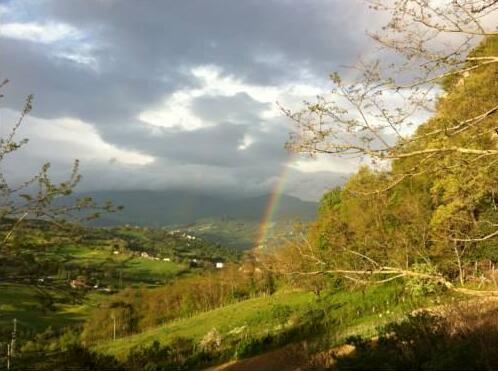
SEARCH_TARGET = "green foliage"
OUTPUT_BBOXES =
[283,37,498,289]
[270,304,292,327]
[405,263,443,297]
[126,338,198,371]
[59,345,124,371]
[319,186,342,214]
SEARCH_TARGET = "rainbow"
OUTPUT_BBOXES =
[255,163,293,249]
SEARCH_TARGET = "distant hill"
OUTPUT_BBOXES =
[80,190,317,227]
[177,217,301,250]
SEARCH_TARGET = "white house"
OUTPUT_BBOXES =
[215,262,224,269]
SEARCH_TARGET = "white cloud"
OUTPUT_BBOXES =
[138,90,205,130]
[289,154,360,174]
[137,64,359,176]
[237,135,254,151]
[2,109,154,166]
[0,19,98,69]
[138,64,327,131]
[54,42,100,70]
[0,22,81,44]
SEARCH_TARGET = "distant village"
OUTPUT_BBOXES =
[67,230,225,290]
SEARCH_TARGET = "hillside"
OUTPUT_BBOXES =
[0,222,239,339]
[176,218,299,250]
[93,284,422,360]
[78,191,317,227]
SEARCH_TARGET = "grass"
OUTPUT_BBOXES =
[179,219,260,250]
[94,290,314,358]
[0,243,185,335]
[0,283,104,332]
[120,257,183,284]
[179,218,297,250]
[50,244,186,285]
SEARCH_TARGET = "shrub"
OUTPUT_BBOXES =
[199,328,222,353]
[271,304,292,327]
[336,302,498,370]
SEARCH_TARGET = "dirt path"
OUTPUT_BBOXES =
[206,342,359,371]
[206,343,309,371]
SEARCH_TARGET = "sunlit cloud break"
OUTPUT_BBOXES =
[0,22,82,44]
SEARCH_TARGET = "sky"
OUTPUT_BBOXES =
[0,0,382,201]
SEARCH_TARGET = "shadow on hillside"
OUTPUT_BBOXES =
[327,300,498,370]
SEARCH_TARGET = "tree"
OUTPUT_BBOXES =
[282,1,498,294]
[286,1,498,165]
[0,81,121,274]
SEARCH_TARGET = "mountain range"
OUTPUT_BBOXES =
[80,190,318,227]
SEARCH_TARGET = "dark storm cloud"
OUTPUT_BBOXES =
[0,38,194,124]
[40,0,368,84]
[0,0,374,198]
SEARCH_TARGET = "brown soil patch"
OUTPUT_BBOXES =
[207,343,309,371]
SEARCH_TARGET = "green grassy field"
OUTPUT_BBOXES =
[48,244,186,285]
[0,242,186,335]
[0,283,104,332]
[178,219,260,250]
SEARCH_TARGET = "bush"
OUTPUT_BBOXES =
[234,333,274,359]
[405,263,442,297]
[199,328,222,353]
[336,302,498,370]
[271,304,292,327]
[62,345,124,370]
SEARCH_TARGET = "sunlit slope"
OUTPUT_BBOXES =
[94,290,314,358]
[94,284,427,360]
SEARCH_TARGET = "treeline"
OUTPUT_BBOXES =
[274,36,498,291]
